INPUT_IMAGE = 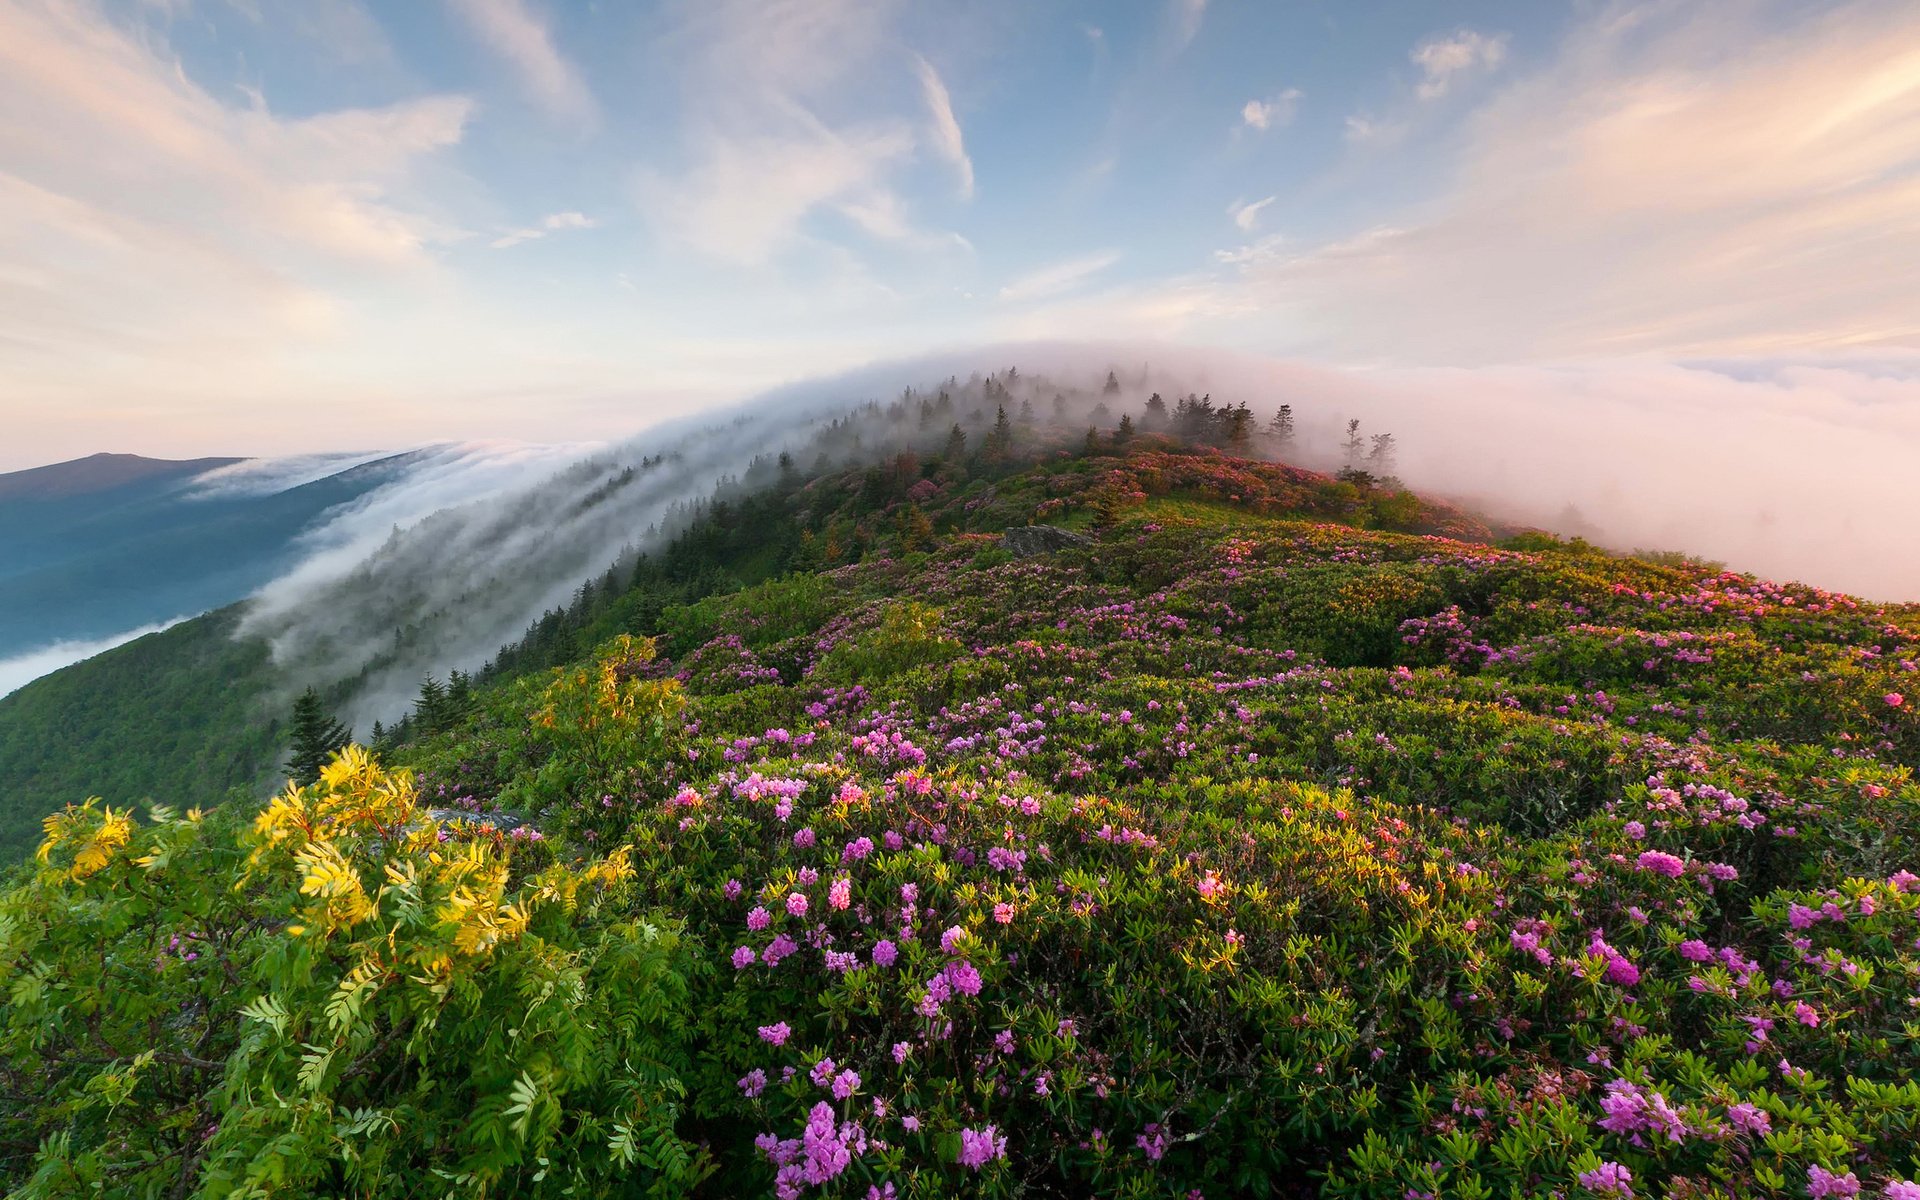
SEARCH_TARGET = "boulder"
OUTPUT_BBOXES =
[427,807,524,832]
[1002,525,1093,557]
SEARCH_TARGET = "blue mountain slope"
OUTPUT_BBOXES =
[0,451,422,658]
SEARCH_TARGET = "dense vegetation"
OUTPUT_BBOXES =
[3,406,1919,1198]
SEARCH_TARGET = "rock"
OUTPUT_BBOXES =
[1002,525,1093,557]
[427,807,524,832]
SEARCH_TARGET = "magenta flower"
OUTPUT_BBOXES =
[1636,850,1686,878]
[738,1068,767,1098]
[941,925,967,954]
[1808,1166,1861,1198]
[1726,1101,1770,1134]
[832,1068,860,1099]
[786,892,809,917]
[829,877,853,911]
[747,906,772,931]
[957,1125,1006,1169]
[793,826,817,849]
[1886,692,1904,707]
[1577,1161,1633,1197]
[810,1057,837,1087]
[759,1021,791,1046]
[731,945,755,970]
[871,939,898,967]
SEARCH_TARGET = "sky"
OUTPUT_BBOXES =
[1,0,1918,469]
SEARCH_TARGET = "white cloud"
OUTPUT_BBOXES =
[1201,1,1920,363]
[443,0,595,127]
[998,251,1121,303]
[1412,29,1508,100]
[1228,196,1275,231]
[1240,89,1301,131]
[635,0,959,267]
[1342,114,1402,144]
[913,54,973,200]
[490,209,597,248]
[0,0,472,362]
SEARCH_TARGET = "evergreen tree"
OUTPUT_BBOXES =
[894,504,934,551]
[416,676,448,734]
[942,423,967,463]
[1083,426,1101,455]
[1270,404,1295,448]
[1051,393,1068,418]
[447,670,474,721]
[1115,413,1136,444]
[285,687,351,785]
[985,405,1013,462]
[1367,432,1398,474]
[1226,403,1253,451]
[1343,419,1366,467]
[1143,393,1168,430]
[1103,370,1121,395]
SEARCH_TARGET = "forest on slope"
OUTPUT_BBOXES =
[3,381,1918,1198]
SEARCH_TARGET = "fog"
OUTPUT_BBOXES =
[11,341,1915,711]
[0,617,192,698]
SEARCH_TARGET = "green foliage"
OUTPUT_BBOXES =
[0,750,705,1199]
[283,687,351,786]
[6,436,1920,1198]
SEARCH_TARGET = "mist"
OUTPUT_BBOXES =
[29,341,1908,719]
[0,617,192,699]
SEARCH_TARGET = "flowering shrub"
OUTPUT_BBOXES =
[5,444,1919,1197]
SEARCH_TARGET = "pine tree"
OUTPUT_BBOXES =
[285,687,352,785]
[1143,393,1168,430]
[1226,403,1253,451]
[1103,370,1121,395]
[1343,419,1365,467]
[416,676,448,734]
[1083,425,1101,455]
[894,504,934,551]
[1115,413,1136,444]
[985,405,1013,462]
[447,670,474,721]
[1270,404,1295,448]
[942,423,967,464]
[1367,432,1398,474]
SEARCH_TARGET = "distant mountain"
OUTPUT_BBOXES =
[0,452,244,500]
[0,450,422,663]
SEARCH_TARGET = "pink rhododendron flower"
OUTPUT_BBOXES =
[957,1125,1006,1169]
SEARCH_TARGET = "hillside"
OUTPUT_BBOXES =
[0,450,424,661]
[3,421,1917,1199]
[0,453,243,500]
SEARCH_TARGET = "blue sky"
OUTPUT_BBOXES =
[1,0,1916,467]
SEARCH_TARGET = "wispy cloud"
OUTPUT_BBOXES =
[1228,196,1275,231]
[1411,29,1508,101]
[490,209,597,249]
[998,251,1122,303]
[443,0,595,127]
[635,1,960,268]
[1342,114,1402,144]
[1205,2,1920,363]
[912,54,973,200]
[1240,89,1301,131]
[1169,0,1206,49]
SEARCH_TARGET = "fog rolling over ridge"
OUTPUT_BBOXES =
[225,342,1920,727]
